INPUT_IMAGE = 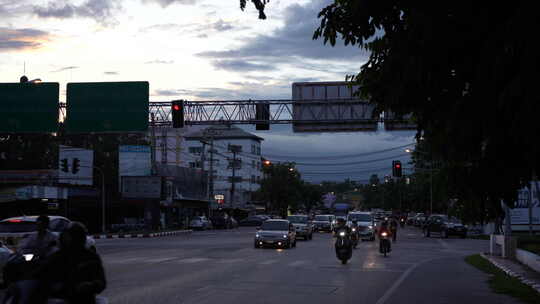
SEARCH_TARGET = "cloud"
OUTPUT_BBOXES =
[0,27,49,52]
[104,71,118,75]
[33,0,122,25]
[212,59,276,72]
[140,19,249,37]
[51,66,79,72]
[197,0,368,73]
[142,0,197,8]
[145,59,174,64]
[153,81,289,100]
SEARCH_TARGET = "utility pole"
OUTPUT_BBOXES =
[150,113,157,175]
[229,145,241,208]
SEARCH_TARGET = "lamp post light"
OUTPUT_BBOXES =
[405,148,433,215]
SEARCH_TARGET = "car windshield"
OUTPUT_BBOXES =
[314,215,330,221]
[287,216,308,223]
[0,221,37,233]
[348,214,372,222]
[261,221,289,231]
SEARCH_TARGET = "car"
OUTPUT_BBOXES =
[414,213,426,227]
[424,215,467,238]
[239,216,266,227]
[210,215,234,229]
[0,216,96,253]
[287,215,313,240]
[189,216,212,230]
[347,212,375,241]
[254,219,296,249]
[312,214,334,232]
[0,241,13,287]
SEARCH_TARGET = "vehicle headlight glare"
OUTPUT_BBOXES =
[339,232,346,237]
[283,234,288,239]
[368,225,373,229]
[352,228,356,232]
[256,234,260,238]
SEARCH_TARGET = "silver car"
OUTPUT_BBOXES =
[287,215,313,240]
[254,219,296,249]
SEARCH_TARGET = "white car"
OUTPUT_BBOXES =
[189,216,212,230]
[0,216,96,253]
[347,212,376,241]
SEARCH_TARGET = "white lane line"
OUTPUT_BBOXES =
[258,259,278,265]
[288,260,308,267]
[375,257,442,304]
[437,239,451,249]
[145,257,177,264]
[176,257,211,264]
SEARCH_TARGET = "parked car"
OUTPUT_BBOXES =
[347,212,375,241]
[189,216,212,230]
[312,215,334,232]
[239,216,266,227]
[0,241,13,287]
[254,219,296,249]
[287,215,313,240]
[0,216,96,252]
[424,215,467,238]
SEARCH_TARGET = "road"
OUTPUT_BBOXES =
[88,226,521,304]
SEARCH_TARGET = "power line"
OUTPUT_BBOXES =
[281,153,411,166]
[263,143,415,160]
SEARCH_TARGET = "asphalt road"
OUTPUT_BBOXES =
[0,226,522,304]
[89,226,521,304]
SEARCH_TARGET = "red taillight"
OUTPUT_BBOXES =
[8,219,22,223]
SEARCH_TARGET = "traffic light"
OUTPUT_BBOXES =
[392,160,402,177]
[72,158,80,174]
[255,102,270,130]
[172,100,184,128]
[60,158,69,172]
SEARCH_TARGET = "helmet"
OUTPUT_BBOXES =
[60,222,87,251]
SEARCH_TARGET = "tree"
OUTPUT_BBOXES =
[311,1,539,218]
[257,162,304,217]
[240,0,270,19]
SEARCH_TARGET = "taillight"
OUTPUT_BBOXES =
[8,219,22,223]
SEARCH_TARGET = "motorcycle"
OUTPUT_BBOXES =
[335,229,352,264]
[2,279,108,304]
[350,227,359,249]
[379,231,391,257]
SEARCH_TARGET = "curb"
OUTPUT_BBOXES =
[480,253,540,294]
[93,229,192,239]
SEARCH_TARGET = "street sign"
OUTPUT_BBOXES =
[121,176,162,199]
[0,82,59,133]
[65,82,149,133]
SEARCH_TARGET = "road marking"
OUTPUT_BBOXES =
[375,257,444,304]
[258,259,278,265]
[145,257,177,264]
[176,257,211,264]
[437,239,451,249]
[288,260,308,267]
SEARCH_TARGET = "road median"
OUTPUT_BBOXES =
[93,229,192,239]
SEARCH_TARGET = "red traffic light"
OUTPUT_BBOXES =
[173,104,181,111]
[395,163,401,168]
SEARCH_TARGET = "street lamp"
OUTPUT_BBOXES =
[405,148,433,215]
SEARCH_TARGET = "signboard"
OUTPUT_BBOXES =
[122,176,162,199]
[384,112,417,131]
[65,81,149,133]
[47,202,59,210]
[58,145,93,185]
[0,82,59,133]
[292,82,378,133]
[507,181,540,231]
[119,145,151,184]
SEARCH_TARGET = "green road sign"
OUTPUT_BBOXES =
[66,81,149,133]
[0,82,59,133]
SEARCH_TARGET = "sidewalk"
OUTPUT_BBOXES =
[482,253,540,293]
[93,229,192,239]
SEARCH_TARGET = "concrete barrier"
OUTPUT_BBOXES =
[516,249,540,273]
[490,234,517,258]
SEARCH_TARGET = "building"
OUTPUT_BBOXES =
[184,125,263,209]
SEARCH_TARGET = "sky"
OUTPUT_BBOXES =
[1,0,415,183]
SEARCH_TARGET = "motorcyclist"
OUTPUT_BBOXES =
[333,218,351,235]
[378,220,392,252]
[35,222,106,304]
[389,216,399,242]
[17,215,58,258]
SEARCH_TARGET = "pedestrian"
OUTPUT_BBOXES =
[390,216,398,243]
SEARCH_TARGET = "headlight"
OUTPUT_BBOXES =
[368,225,373,229]
[283,234,288,239]
[255,234,260,238]
[339,231,346,237]
[381,232,388,237]
[23,254,34,261]
[352,228,356,232]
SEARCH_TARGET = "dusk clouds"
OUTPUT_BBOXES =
[0,27,49,52]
